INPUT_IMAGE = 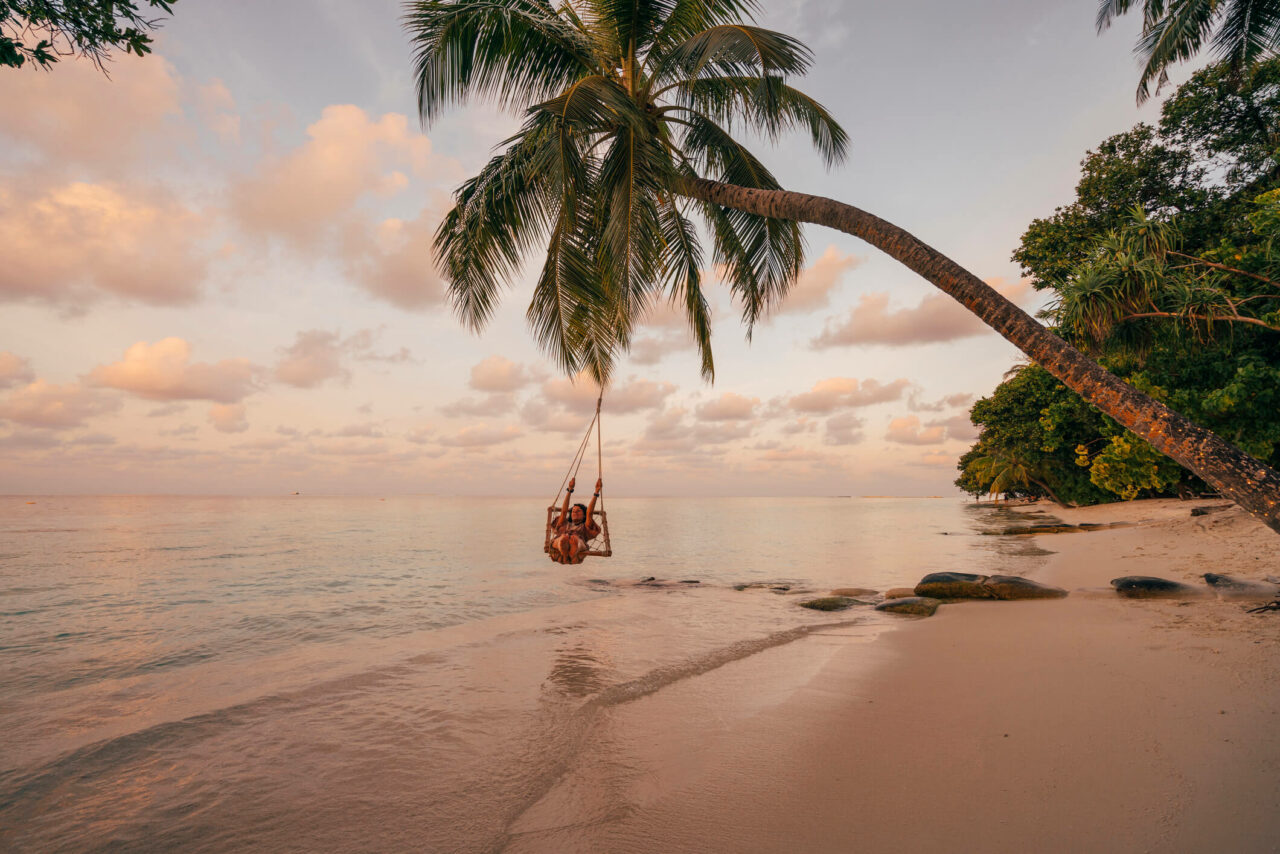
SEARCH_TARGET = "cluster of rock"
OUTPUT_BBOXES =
[787,572,1070,619]
[1111,573,1280,599]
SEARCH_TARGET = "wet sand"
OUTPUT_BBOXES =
[502,500,1280,852]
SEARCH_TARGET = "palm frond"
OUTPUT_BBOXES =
[1212,0,1280,66]
[1131,0,1222,101]
[406,0,597,124]
[668,74,847,165]
[435,119,559,329]
[657,196,715,379]
[654,23,812,84]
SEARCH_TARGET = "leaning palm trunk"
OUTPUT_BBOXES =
[683,177,1280,534]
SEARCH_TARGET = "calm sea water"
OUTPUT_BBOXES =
[0,495,1046,852]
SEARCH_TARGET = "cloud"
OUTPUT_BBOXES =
[437,424,522,447]
[0,380,120,429]
[937,414,980,442]
[90,338,257,403]
[695,421,754,444]
[0,352,35,389]
[608,378,677,413]
[771,245,861,316]
[787,377,911,413]
[644,407,690,440]
[274,330,348,388]
[908,391,975,412]
[231,105,435,245]
[197,79,241,144]
[0,179,209,307]
[146,402,189,418]
[812,278,1033,348]
[440,393,516,417]
[520,398,589,434]
[696,392,758,421]
[469,356,532,392]
[541,374,603,414]
[824,412,865,446]
[0,53,181,166]
[330,422,384,438]
[209,403,249,434]
[629,331,696,366]
[341,208,447,310]
[885,415,947,445]
[273,328,411,388]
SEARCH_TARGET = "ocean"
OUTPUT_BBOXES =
[0,495,1046,852]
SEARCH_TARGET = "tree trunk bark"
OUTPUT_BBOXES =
[680,177,1280,535]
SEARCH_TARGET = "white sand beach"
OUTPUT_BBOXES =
[503,499,1280,853]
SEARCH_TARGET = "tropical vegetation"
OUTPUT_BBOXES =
[958,58,1280,506]
[407,0,1280,533]
[1,0,176,70]
[1098,0,1280,102]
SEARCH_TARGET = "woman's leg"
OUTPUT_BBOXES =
[549,535,567,563]
[566,535,585,564]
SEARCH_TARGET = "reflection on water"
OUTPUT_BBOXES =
[0,495,1047,852]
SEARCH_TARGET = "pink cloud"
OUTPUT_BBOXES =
[438,424,522,447]
[824,412,865,446]
[0,53,181,166]
[274,331,349,388]
[0,179,209,307]
[908,391,975,412]
[441,393,516,417]
[788,377,911,413]
[885,415,948,445]
[696,392,758,421]
[208,403,249,434]
[232,106,436,245]
[812,278,1033,348]
[341,208,447,310]
[0,379,120,429]
[608,378,677,413]
[469,356,531,392]
[0,352,35,389]
[90,338,257,403]
[772,245,861,316]
[197,79,241,144]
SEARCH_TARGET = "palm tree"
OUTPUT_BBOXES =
[1096,0,1280,102]
[970,452,1075,507]
[406,0,1280,535]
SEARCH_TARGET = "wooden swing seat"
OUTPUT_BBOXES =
[544,506,612,558]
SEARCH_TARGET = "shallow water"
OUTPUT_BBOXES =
[0,495,1048,852]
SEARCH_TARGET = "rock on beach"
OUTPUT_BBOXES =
[1110,576,1206,598]
[914,572,1067,601]
[875,597,942,617]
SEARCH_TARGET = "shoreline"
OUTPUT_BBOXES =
[501,498,1280,852]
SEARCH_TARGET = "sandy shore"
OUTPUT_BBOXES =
[503,499,1280,853]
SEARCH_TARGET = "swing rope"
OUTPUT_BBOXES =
[549,394,603,511]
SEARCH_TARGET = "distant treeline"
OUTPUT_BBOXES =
[957,59,1280,506]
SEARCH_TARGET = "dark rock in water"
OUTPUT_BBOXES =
[1203,573,1280,599]
[640,576,656,583]
[1190,504,1232,517]
[735,582,790,592]
[915,572,995,599]
[1111,576,1204,598]
[679,579,700,584]
[588,579,610,585]
[915,572,1068,601]
[830,587,877,597]
[883,587,916,600]
[875,597,941,617]
[983,575,1069,600]
[799,596,858,611]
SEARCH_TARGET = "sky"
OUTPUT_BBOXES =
[0,1,1200,497]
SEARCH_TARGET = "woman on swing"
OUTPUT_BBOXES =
[549,476,602,564]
